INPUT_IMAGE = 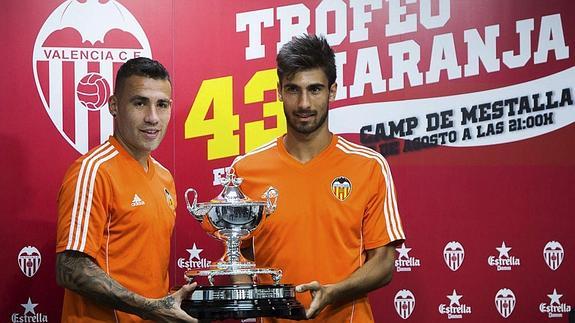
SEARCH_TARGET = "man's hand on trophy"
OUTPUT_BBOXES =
[296,281,334,319]
[149,282,199,323]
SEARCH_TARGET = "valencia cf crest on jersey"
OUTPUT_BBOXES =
[331,176,352,201]
[164,188,175,210]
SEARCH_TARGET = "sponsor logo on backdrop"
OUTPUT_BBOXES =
[438,289,472,319]
[18,246,41,278]
[33,0,152,154]
[11,297,48,322]
[543,241,564,271]
[177,243,211,269]
[539,289,572,318]
[443,241,465,271]
[495,288,516,319]
[488,241,521,271]
[394,289,415,320]
[331,176,352,201]
[395,243,421,272]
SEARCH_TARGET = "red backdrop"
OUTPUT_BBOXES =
[1,0,573,322]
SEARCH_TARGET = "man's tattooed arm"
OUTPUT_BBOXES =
[56,250,197,322]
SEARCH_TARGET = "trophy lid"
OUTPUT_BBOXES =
[211,168,252,203]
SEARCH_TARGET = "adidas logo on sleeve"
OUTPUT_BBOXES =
[131,194,145,207]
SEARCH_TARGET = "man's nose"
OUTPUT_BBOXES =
[298,92,311,109]
[145,106,160,124]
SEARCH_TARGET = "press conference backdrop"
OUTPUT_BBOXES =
[1,0,573,322]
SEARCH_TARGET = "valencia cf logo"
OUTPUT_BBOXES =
[331,176,352,201]
[443,241,465,271]
[164,188,175,210]
[394,289,415,319]
[18,246,41,278]
[33,0,152,154]
[543,241,564,271]
[495,288,516,318]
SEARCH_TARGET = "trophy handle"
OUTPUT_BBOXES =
[184,188,203,221]
[263,187,278,215]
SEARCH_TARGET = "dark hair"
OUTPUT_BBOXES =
[114,57,171,95]
[276,34,336,87]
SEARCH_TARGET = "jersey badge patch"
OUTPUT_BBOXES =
[331,176,352,201]
[164,188,175,210]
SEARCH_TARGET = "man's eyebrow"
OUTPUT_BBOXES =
[157,98,171,103]
[129,95,150,102]
[282,82,325,88]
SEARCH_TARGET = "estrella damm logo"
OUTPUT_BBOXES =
[331,176,352,201]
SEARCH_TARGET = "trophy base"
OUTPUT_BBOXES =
[185,266,283,285]
[181,284,306,321]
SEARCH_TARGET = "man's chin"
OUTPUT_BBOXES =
[287,120,311,132]
[293,126,319,135]
[140,141,160,153]
[142,136,164,151]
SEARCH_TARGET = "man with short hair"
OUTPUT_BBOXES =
[56,57,197,323]
[232,34,406,322]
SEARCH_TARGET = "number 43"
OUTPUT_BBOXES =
[184,69,286,160]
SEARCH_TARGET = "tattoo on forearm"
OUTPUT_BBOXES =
[56,251,172,318]
[160,295,176,308]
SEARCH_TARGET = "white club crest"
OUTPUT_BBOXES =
[495,288,516,318]
[543,241,564,271]
[394,289,415,319]
[18,246,41,278]
[33,0,152,154]
[443,241,465,271]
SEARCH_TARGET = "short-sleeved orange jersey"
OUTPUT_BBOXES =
[56,136,177,322]
[232,135,405,323]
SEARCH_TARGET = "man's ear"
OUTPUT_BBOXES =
[277,82,283,101]
[109,95,118,117]
[329,82,338,101]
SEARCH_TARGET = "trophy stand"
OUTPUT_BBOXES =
[181,169,306,321]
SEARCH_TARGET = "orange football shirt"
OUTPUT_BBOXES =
[233,135,405,323]
[56,136,177,322]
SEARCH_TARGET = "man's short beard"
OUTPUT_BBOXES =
[288,108,328,135]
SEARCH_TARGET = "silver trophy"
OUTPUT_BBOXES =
[181,168,305,321]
